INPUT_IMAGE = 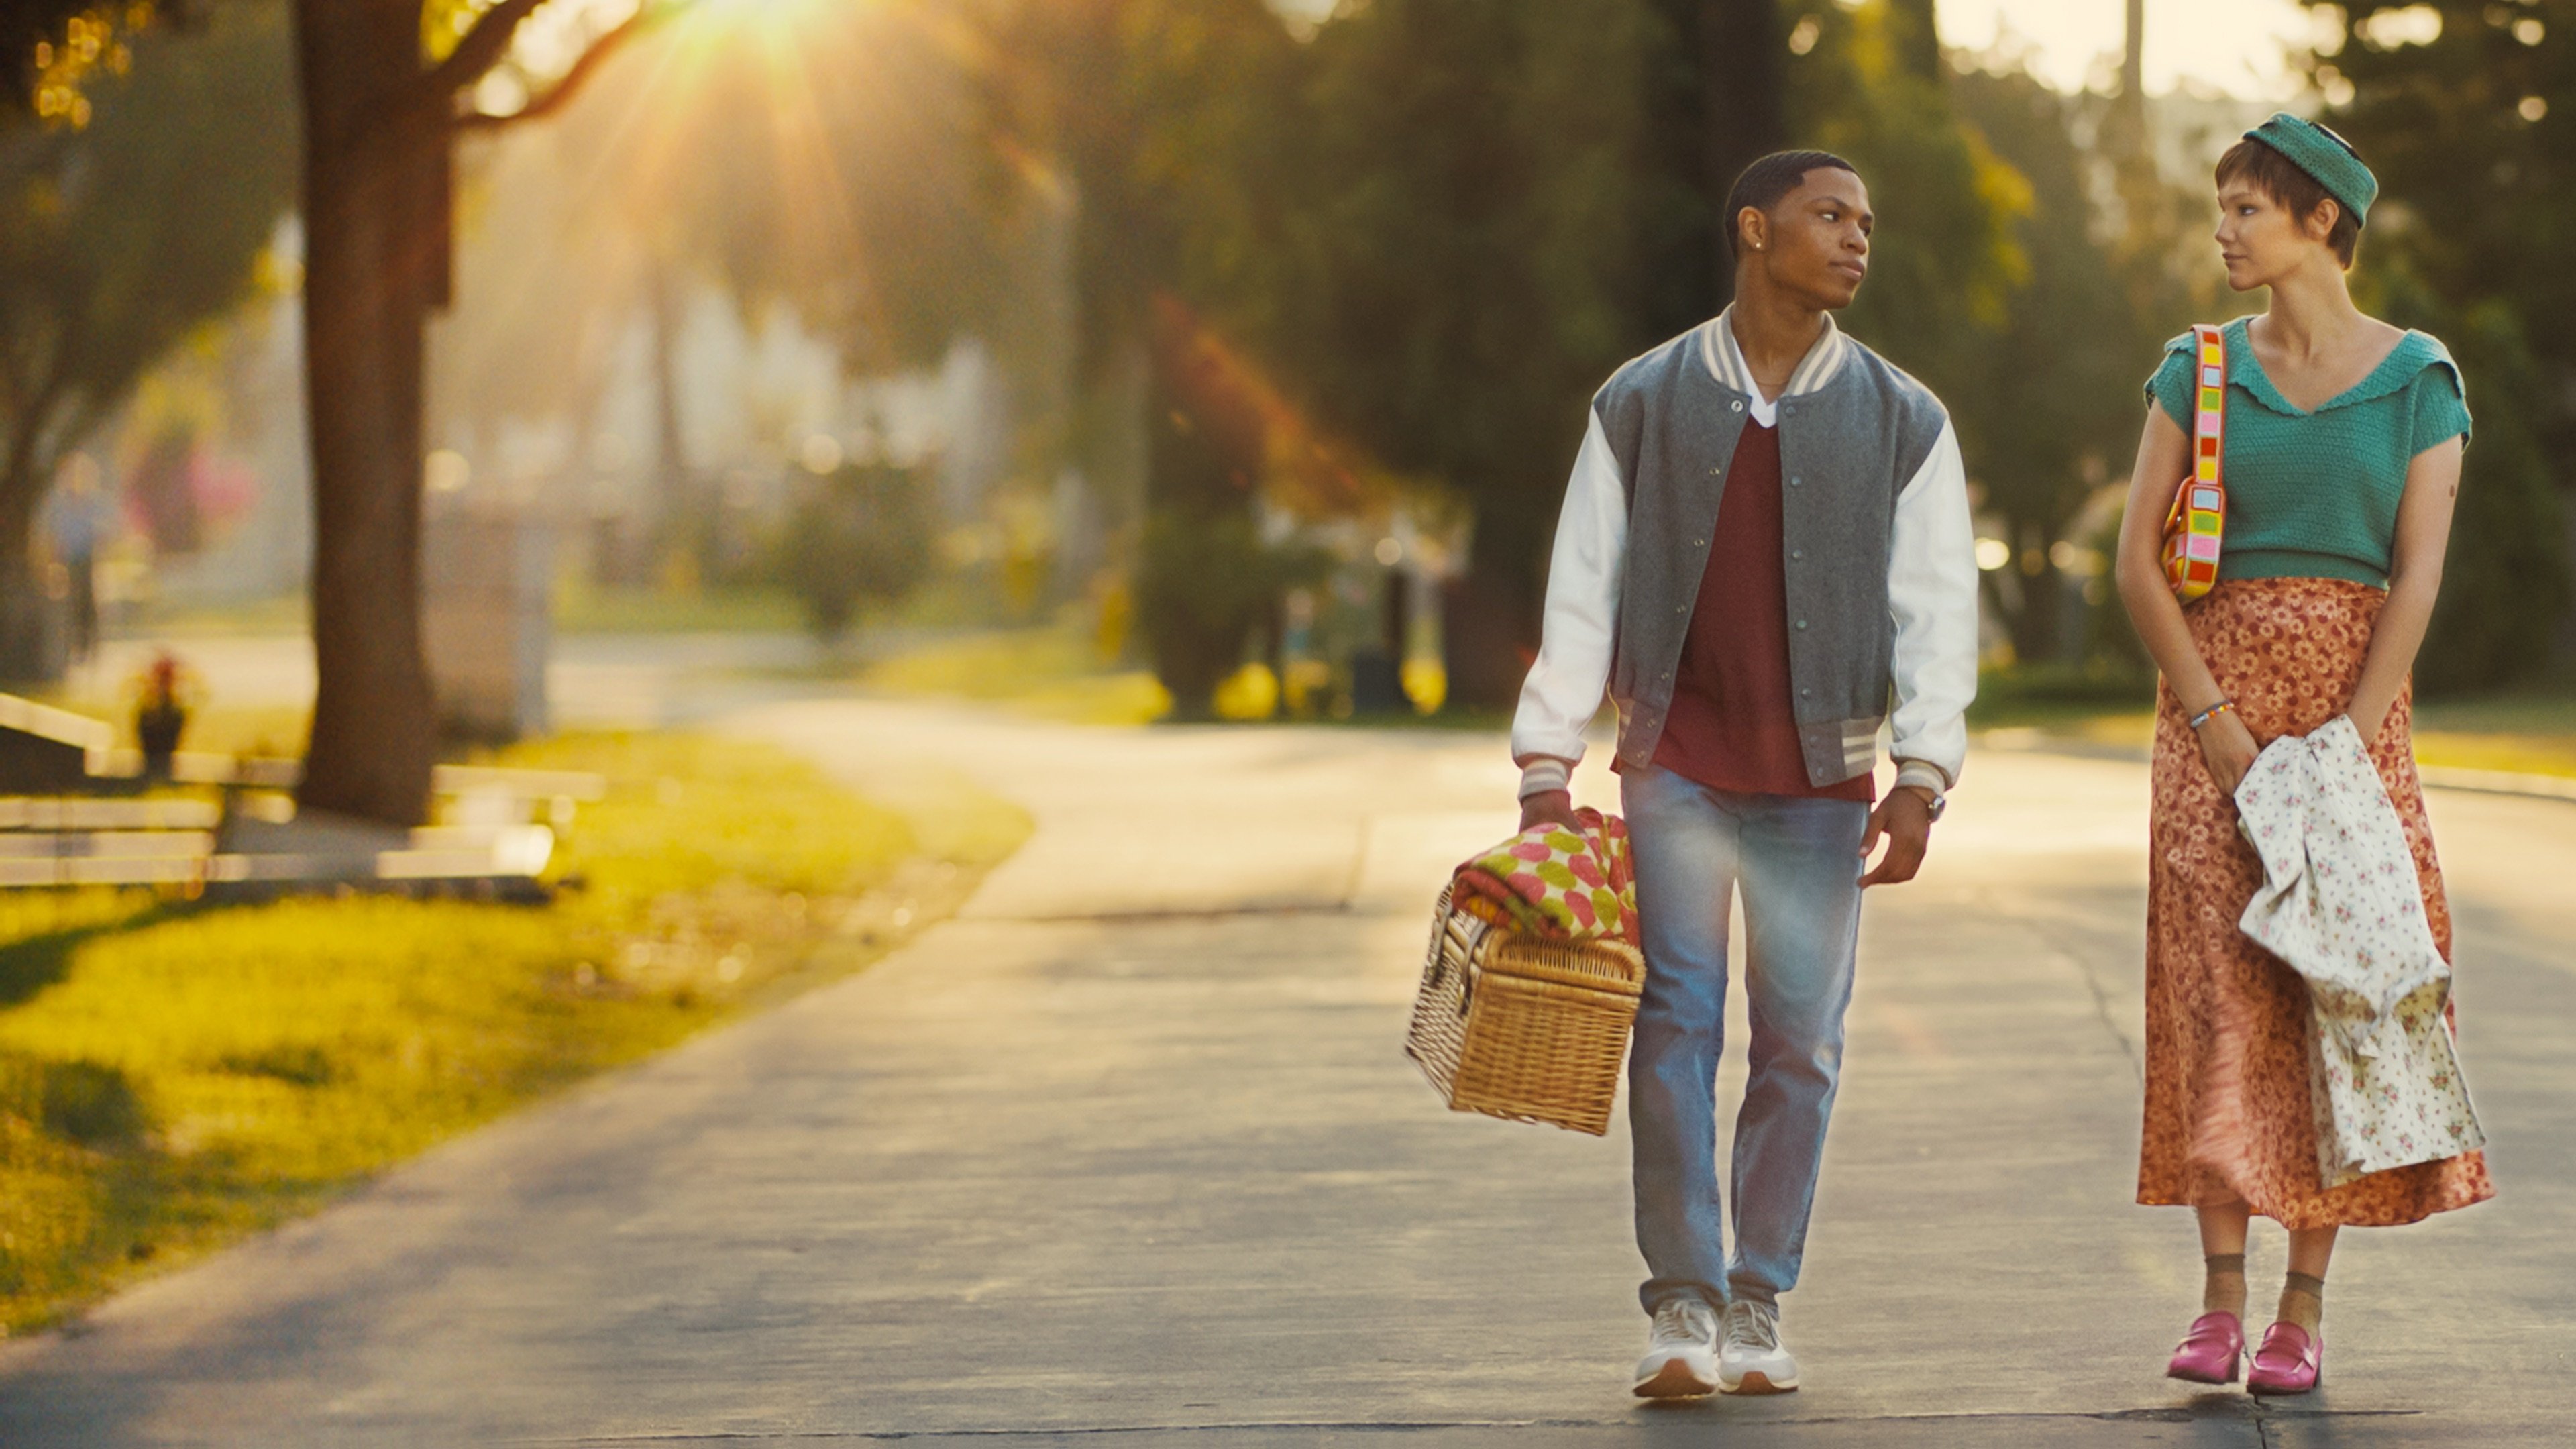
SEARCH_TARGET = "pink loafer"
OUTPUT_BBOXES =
[2246,1322,2322,1395]
[2165,1311,2245,1384]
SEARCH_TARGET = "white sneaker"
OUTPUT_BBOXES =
[1633,1297,1721,1398]
[1719,1299,1799,1394]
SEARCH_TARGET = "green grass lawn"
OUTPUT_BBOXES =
[0,731,1028,1335]
[856,625,1173,726]
[552,583,805,635]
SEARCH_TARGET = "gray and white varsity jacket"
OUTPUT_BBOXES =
[1511,308,1980,800]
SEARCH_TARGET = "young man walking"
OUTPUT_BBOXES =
[1511,152,1980,1398]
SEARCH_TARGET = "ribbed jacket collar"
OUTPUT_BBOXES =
[1698,305,1849,404]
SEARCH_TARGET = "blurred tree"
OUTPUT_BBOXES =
[0,1,292,678]
[1636,0,1786,358]
[1947,66,2156,665]
[3,1,168,130]
[1788,3,2025,416]
[976,0,1314,709]
[1786,3,2033,645]
[663,3,1009,376]
[2304,0,2573,686]
[630,1,1013,575]
[1285,0,1729,709]
[292,0,657,825]
[1885,0,1940,81]
[779,457,934,641]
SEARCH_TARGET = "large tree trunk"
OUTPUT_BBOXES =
[1701,0,1786,297]
[1441,497,1550,713]
[294,0,443,826]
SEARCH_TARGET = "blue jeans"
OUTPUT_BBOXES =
[1621,763,1868,1313]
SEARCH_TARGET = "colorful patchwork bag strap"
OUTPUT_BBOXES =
[2161,323,2229,602]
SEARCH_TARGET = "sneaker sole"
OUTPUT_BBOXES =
[1722,1370,1798,1395]
[1633,1359,1719,1399]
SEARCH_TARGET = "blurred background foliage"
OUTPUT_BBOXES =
[4,0,2571,718]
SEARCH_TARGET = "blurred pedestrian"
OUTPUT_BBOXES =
[44,455,114,663]
[1512,150,1980,1399]
[2113,114,2490,1399]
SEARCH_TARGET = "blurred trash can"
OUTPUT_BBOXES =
[425,512,552,741]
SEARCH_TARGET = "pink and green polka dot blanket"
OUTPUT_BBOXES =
[1451,806,1639,944]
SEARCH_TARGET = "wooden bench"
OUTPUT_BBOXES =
[0,692,604,898]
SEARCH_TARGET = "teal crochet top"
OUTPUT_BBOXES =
[2145,317,2471,588]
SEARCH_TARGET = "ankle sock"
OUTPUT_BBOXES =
[2202,1252,2247,1318]
[2278,1271,2326,1335]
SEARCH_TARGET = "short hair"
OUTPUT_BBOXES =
[1724,150,1859,262]
[2215,138,2361,268]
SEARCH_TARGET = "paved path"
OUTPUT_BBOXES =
[1,700,2569,1446]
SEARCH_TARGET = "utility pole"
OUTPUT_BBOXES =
[1702,0,1786,301]
[2120,0,2146,136]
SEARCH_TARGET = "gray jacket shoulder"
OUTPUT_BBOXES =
[1835,337,1951,480]
[1589,327,1702,438]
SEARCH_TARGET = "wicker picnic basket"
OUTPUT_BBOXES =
[1405,882,1648,1136]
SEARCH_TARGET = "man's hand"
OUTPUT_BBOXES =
[1519,788,1581,835]
[1858,786,1935,888]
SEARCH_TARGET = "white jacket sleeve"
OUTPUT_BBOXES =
[1509,408,1627,798]
[1885,417,1980,792]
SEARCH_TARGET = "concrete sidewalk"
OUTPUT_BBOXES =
[0,699,2567,1445]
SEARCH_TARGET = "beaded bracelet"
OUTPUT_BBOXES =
[2188,700,2237,732]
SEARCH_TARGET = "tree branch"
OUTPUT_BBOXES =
[421,0,552,100]
[452,5,657,135]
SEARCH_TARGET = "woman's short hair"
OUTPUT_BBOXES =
[2215,138,2361,268]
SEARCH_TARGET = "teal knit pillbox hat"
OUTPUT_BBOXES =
[2243,112,2378,228]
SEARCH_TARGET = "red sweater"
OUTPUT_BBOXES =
[1633,417,1875,803]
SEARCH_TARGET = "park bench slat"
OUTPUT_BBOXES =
[0,831,215,860]
[0,798,223,830]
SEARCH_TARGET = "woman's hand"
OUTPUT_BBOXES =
[2197,710,2261,796]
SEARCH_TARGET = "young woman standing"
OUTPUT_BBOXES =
[2111,114,2492,1397]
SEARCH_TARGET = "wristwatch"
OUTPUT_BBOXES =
[1900,784,1947,822]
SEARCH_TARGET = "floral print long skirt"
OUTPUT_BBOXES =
[2139,577,2493,1228]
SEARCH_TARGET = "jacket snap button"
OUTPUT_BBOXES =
[1791,549,1805,561]
[1661,671,1671,681]
[1693,538,1706,547]
[1794,619,1808,630]
[1674,605,1686,615]
[1731,400,1744,412]
[1789,476,1803,488]
[1799,688,1811,698]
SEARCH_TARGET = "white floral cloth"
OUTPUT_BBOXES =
[2233,715,2487,1188]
